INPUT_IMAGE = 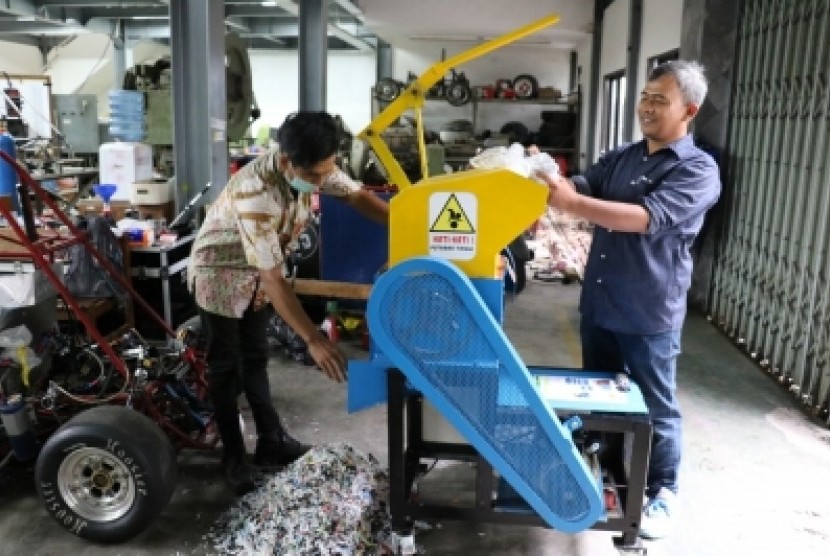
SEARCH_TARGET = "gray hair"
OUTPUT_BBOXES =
[648,60,708,106]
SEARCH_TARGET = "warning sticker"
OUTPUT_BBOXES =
[428,192,477,260]
[430,193,476,233]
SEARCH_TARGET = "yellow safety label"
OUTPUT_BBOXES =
[429,193,476,233]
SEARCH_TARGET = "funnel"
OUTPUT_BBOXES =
[93,183,117,203]
[93,183,118,219]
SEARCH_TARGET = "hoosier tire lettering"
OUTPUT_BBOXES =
[40,480,89,536]
[35,406,178,543]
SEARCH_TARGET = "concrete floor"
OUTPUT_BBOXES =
[2,278,830,555]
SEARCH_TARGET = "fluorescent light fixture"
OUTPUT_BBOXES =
[17,16,37,22]
[261,1,278,6]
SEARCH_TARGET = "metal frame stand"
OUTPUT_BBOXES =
[387,369,651,554]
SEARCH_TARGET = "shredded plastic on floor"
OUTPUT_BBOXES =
[206,443,392,555]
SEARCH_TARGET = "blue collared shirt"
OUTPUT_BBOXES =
[571,135,721,334]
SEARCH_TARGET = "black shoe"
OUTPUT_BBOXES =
[222,453,257,495]
[253,433,312,467]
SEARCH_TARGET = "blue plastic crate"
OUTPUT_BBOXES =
[319,187,394,307]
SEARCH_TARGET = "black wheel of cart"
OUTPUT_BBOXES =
[513,73,539,98]
[375,77,403,102]
[446,79,472,106]
[35,405,178,543]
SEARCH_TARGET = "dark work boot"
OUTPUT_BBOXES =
[209,373,255,493]
[253,431,312,468]
[221,452,258,496]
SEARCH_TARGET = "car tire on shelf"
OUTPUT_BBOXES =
[512,74,539,99]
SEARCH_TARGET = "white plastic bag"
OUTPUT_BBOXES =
[0,324,42,372]
[469,143,559,181]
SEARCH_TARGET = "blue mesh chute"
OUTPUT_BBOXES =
[367,257,603,532]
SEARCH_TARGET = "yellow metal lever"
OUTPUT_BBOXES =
[357,13,560,190]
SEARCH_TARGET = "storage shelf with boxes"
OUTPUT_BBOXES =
[76,177,176,244]
[130,177,175,223]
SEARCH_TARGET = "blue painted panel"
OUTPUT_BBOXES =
[366,257,604,533]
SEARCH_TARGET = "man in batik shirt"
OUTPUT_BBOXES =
[189,112,388,494]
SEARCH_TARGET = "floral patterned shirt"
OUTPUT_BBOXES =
[187,147,359,318]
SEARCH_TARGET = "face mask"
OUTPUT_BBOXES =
[288,176,317,193]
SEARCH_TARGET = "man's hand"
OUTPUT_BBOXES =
[534,171,650,233]
[306,335,348,382]
[258,268,349,383]
[536,171,579,212]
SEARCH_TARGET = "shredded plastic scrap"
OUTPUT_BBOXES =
[207,443,392,555]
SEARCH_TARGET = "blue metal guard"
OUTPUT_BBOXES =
[367,257,603,532]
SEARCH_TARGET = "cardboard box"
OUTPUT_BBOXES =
[131,179,172,205]
[136,202,175,223]
[76,198,132,221]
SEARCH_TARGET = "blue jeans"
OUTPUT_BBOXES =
[580,320,682,497]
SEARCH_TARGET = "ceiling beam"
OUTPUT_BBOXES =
[244,20,299,35]
[0,21,87,34]
[79,6,168,23]
[36,0,166,6]
[330,0,363,22]
[122,20,173,41]
[0,0,374,52]
[238,33,286,46]
[224,5,295,19]
[329,21,373,52]
[0,0,39,17]
[0,33,42,47]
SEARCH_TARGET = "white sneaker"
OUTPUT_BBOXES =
[638,487,675,540]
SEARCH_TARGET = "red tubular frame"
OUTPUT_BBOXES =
[0,150,215,450]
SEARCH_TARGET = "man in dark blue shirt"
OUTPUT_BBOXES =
[537,60,721,539]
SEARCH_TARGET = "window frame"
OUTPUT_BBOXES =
[601,69,627,152]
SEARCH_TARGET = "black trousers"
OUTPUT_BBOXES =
[199,305,283,455]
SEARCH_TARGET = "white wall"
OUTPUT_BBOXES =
[0,41,42,74]
[586,0,684,160]
[636,0,683,140]
[0,41,52,137]
[593,0,631,159]
[46,34,114,95]
[2,35,171,129]
[601,0,631,78]
[248,49,375,137]
[47,35,170,119]
[1,36,375,139]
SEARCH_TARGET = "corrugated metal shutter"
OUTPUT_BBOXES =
[710,0,830,424]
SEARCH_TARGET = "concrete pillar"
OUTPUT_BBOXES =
[299,0,327,111]
[587,0,614,164]
[680,0,741,311]
[169,0,228,208]
[377,39,393,81]
[623,0,642,142]
[112,19,126,89]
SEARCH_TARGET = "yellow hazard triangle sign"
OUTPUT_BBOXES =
[429,193,476,233]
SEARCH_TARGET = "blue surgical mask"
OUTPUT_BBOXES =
[289,176,316,193]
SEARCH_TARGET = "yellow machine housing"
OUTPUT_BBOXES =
[357,14,560,278]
